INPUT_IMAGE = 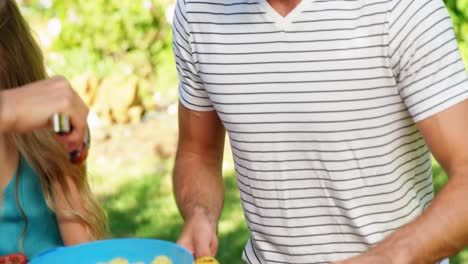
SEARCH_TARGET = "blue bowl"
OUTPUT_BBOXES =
[29,238,194,264]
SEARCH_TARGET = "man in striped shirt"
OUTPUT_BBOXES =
[171,0,468,263]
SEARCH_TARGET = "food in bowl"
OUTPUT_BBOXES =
[98,255,172,264]
[98,258,132,264]
[151,256,172,264]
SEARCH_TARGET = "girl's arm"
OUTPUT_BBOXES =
[53,176,95,245]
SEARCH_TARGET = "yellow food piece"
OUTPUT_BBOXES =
[150,256,172,264]
[99,256,173,264]
[151,256,172,264]
[195,257,219,264]
[106,258,130,264]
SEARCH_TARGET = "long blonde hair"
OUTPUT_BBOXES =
[0,0,107,246]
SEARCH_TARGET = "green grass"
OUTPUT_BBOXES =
[92,159,467,264]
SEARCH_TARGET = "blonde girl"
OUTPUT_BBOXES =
[0,0,107,259]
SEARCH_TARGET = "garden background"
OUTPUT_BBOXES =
[18,0,468,263]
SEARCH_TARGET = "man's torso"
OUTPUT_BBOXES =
[181,0,442,262]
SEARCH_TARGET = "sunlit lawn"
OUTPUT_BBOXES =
[90,158,467,264]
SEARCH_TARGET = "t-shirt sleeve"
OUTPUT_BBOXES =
[172,0,214,111]
[389,0,468,123]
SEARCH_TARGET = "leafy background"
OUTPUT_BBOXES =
[16,0,468,263]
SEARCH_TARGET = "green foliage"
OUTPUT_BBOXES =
[21,0,177,105]
[445,0,468,67]
[55,0,170,76]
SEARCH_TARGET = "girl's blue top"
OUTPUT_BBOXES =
[0,157,63,258]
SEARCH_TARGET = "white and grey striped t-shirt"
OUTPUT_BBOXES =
[172,0,468,263]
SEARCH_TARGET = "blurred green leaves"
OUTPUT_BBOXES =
[22,0,175,93]
[53,0,170,77]
[445,0,468,67]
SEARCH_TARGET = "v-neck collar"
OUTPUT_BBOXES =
[260,0,308,28]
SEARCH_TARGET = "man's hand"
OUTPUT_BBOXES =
[333,256,393,264]
[0,76,89,152]
[332,250,395,264]
[177,210,219,259]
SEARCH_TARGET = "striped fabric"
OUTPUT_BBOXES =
[172,0,468,263]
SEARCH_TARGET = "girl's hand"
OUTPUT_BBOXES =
[0,76,89,152]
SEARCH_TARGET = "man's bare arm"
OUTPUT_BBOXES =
[173,103,226,257]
